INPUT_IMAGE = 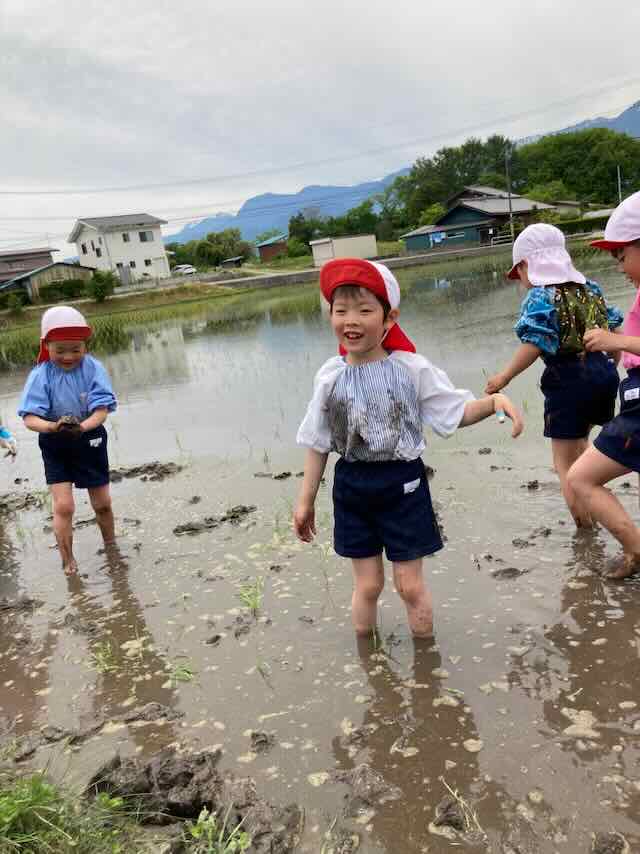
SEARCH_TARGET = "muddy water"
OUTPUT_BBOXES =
[1,262,640,852]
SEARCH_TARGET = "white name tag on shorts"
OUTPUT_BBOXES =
[89,437,103,448]
[404,478,420,494]
[624,387,640,402]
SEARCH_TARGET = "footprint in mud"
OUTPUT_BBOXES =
[491,566,530,580]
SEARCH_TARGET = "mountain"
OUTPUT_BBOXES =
[519,100,640,145]
[165,168,409,244]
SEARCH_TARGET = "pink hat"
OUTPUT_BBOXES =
[37,306,92,364]
[507,223,586,286]
[591,191,640,251]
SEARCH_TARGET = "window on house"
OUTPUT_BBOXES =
[144,259,152,267]
[129,260,136,268]
[116,262,123,269]
[138,230,154,242]
[98,236,103,245]
[81,243,87,255]
[96,248,102,258]
[122,232,130,242]
[91,240,95,251]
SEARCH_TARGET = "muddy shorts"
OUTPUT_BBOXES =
[540,352,619,440]
[594,368,640,472]
[332,457,443,562]
[38,425,110,489]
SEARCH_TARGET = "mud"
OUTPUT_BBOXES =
[173,504,256,535]
[89,748,301,852]
[0,491,47,514]
[110,461,184,483]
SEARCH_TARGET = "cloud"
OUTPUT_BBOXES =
[1,0,640,252]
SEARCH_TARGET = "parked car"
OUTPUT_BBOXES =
[172,264,197,276]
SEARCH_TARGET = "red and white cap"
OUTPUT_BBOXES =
[507,223,586,286]
[591,190,640,251]
[37,305,92,364]
[319,258,415,353]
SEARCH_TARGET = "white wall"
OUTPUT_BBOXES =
[75,224,170,282]
[311,234,378,268]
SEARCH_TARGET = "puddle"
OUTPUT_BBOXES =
[1,264,639,851]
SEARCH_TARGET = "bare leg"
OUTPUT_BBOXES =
[552,438,592,527]
[392,558,433,639]
[351,555,385,636]
[88,484,115,546]
[50,482,77,575]
[568,447,640,578]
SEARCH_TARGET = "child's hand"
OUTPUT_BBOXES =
[293,501,316,542]
[584,328,621,353]
[485,372,508,394]
[0,428,17,457]
[493,393,524,438]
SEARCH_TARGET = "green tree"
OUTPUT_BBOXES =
[418,203,445,226]
[254,228,283,245]
[526,179,572,204]
[86,271,116,303]
[288,212,325,245]
[287,237,311,258]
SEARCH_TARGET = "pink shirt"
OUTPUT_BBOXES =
[623,289,640,371]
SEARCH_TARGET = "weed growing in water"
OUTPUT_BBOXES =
[184,804,251,853]
[237,577,264,616]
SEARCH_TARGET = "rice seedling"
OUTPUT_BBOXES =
[237,577,264,615]
[90,640,117,674]
[438,776,486,838]
[183,804,251,853]
[168,660,196,686]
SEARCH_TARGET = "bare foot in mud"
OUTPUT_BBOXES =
[603,553,640,580]
[63,559,79,576]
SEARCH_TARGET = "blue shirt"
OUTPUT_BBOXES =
[515,280,624,357]
[18,355,117,422]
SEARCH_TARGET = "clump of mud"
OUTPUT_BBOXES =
[592,832,630,854]
[110,461,183,483]
[332,763,401,814]
[0,492,47,515]
[173,504,256,536]
[88,748,301,853]
[0,596,44,614]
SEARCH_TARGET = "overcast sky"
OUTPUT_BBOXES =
[2,0,640,255]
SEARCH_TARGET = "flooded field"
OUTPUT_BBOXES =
[1,260,639,852]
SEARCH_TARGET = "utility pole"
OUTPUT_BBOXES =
[505,144,515,244]
[617,164,623,203]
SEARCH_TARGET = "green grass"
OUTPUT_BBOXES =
[0,773,133,853]
[237,577,264,616]
[183,805,250,853]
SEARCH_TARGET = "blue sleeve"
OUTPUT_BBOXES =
[514,287,559,355]
[586,280,624,330]
[18,366,51,418]
[86,357,117,413]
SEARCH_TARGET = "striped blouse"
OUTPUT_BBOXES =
[297,351,474,462]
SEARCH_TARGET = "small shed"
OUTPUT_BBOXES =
[309,234,377,268]
[220,256,245,269]
[0,262,95,302]
[256,234,288,262]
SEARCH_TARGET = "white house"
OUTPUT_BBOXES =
[309,234,378,268]
[68,214,171,283]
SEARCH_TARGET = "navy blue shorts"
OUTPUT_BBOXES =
[38,425,110,489]
[332,457,443,562]
[594,368,640,472]
[541,352,619,440]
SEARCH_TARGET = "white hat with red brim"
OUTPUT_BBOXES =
[591,190,640,251]
[507,223,586,286]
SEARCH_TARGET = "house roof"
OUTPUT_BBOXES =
[582,208,615,220]
[1,262,96,290]
[401,219,494,239]
[256,233,287,248]
[68,213,167,242]
[449,197,554,216]
[0,247,55,259]
[445,185,522,207]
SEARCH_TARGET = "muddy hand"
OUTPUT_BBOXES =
[0,428,17,457]
[56,415,83,436]
[494,393,524,438]
[485,373,507,394]
[293,503,316,542]
[583,328,619,353]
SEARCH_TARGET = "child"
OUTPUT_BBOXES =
[18,306,117,575]
[486,223,622,528]
[293,258,523,639]
[568,190,640,578]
